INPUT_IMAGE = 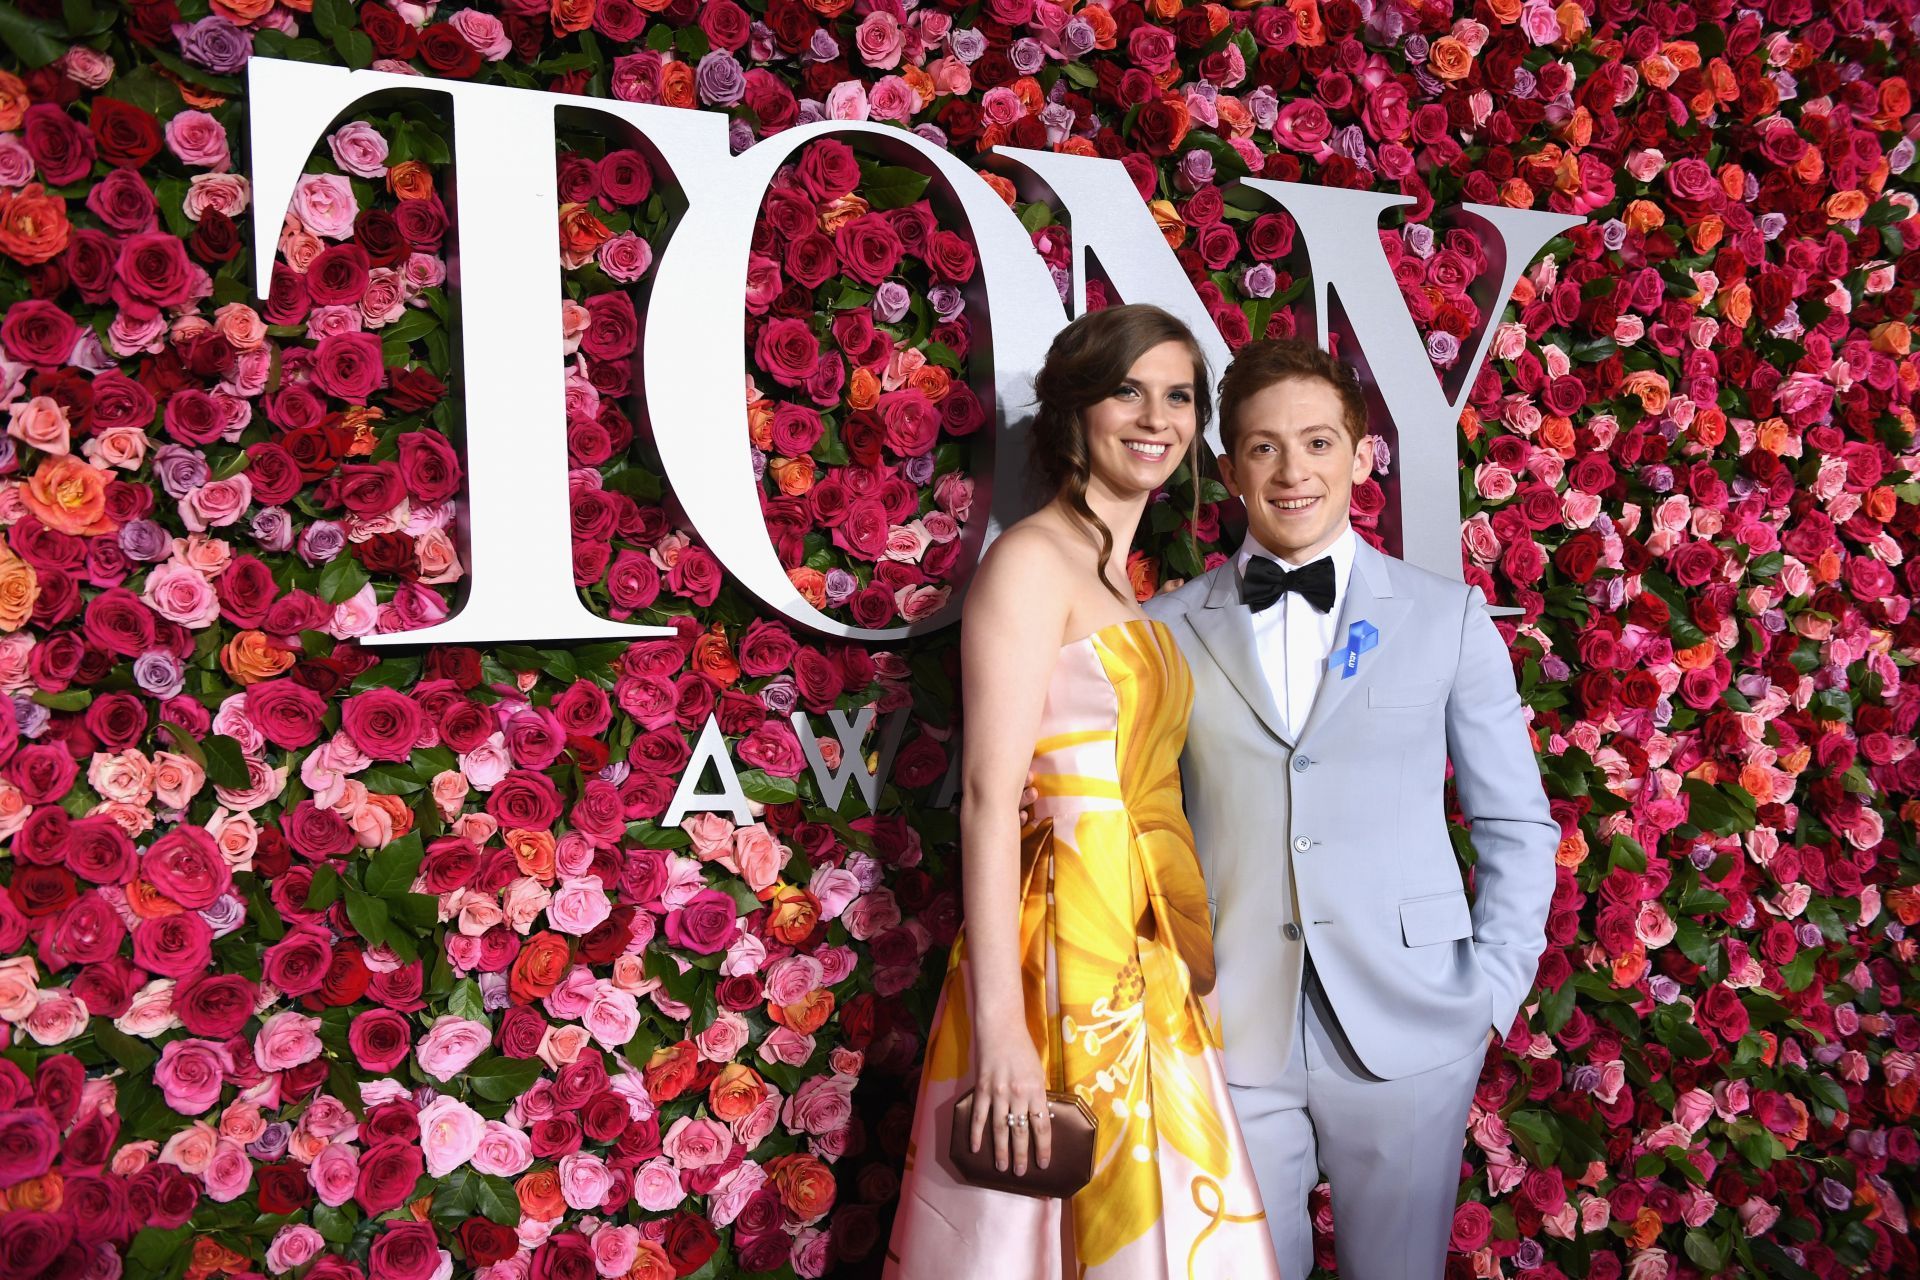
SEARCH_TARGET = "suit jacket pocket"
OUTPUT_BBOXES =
[1399,890,1473,947]
[1368,678,1446,709]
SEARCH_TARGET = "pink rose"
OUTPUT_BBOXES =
[154,1038,231,1115]
[308,1143,360,1207]
[547,876,612,936]
[583,986,641,1050]
[471,1120,534,1178]
[253,1010,323,1073]
[631,1158,685,1212]
[7,396,70,455]
[781,1074,854,1136]
[290,173,359,239]
[662,1116,732,1170]
[557,1150,614,1210]
[414,1017,492,1082]
[266,1224,325,1275]
[418,1094,485,1178]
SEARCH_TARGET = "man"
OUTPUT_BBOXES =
[1140,339,1558,1279]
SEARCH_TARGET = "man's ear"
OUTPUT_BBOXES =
[1351,433,1374,483]
[1216,449,1242,501]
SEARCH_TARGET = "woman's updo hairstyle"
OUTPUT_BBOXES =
[1028,304,1213,600]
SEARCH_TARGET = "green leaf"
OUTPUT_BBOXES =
[1778,948,1819,992]
[860,164,933,211]
[739,769,798,804]
[466,1055,544,1102]
[0,6,66,66]
[365,834,426,899]
[1018,201,1054,232]
[1680,776,1756,835]
[380,310,441,346]
[30,688,92,711]
[311,0,354,40]
[202,734,252,790]
[127,1226,194,1273]
[314,1202,358,1246]
[1684,1229,1729,1273]
[318,554,370,605]
[305,864,342,911]
[448,979,488,1023]
[475,1172,522,1226]
[342,884,392,949]
[93,1020,158,1072]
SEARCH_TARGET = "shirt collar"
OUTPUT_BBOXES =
[1237,522,1357,594]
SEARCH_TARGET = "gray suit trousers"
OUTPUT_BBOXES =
[1230,965,1486,1280]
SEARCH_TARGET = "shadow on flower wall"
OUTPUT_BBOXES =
[0,0,1918,1278]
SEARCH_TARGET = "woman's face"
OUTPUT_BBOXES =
[1080,339,1200,500]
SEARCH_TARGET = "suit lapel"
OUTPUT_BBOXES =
[1186,561,1293,746]
[1296,537,1413,747]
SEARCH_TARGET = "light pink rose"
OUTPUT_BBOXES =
[166,110,231,170]
[758,1026,815,1067]
[83,425,150,471]
[695,1010,750,1062]
[155,1038,232,1114]
[419,1094,486,1178]
[763,956,823,1007]
[253,1010,323,1073]
[841,888,901,941]
[414,1016,493,1081]
[730,1090,782,1151]
[290,173,359,239]
[547,877,612,936]
[143,561,221,628]
[597,232,653,283]
[471,1121,534,1178]
[807,867,860,920]
[266,1224,326,1275]
[201,1137,254,1202]
[706,1161,768,1227]
[588,1224,640,1278]
[307,1143,360,1206]
[629,1158,684,1212]
[682,813,735,860]
[7,396,70,455]
[183,173,250,222]
[732,826,788,893]
[557,1150,613,1211]
[662,1116,731,1171]
[327,121,390,178]
[181,475,253,532]
[448,8,512,58]
[582,986,641,1051]
[781,1074,854,1137]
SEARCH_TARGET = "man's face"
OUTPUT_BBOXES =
[1217,376,1374,564]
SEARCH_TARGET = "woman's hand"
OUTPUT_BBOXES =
[969,1028,1054,1176]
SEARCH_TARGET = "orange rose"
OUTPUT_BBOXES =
[550,0,595,34]
[803,0,855,15]
[507,828,558,883]
[764,885,822,945]
[1288,0,1326,45]
[905,364,951,401]
[1081,5,1116,47]
[979,172,1017,208]
[708,1063,768,1121]
[628,1241,676,1280]
[0,184,71,267]
[365,792,414,841]
[769,987,834,1035]
[220,630,296,684]
[817,193,869,234]
[212,0,274,21]
[517,1166,567,1221]
[23,455,115,536]
[690,625,741,687]
[1554,0,1588,40]
[1125,550,1158,603]
[1825,189,1869,221]
[5,1172,60,1212]
[1487,0,1522,20]
[387,161,436,201]
[509,931,572,1002]
[643,1041,701,1101]
[558,203,614,269]
[788,567,827,609]
[1538,416,1575,454]
[1148,199,1185,249]
[766,1153,837,1222]
[747,400,775,449]
[1621,199,1666,233]
[126,877,186,919]
[1620,370,1671,415]
[0,539,38,632]
[661,61,696,110]
[847,366,881,411]
[770,453,817,496]
[0,70,27,131]
[1428,36,1472,80]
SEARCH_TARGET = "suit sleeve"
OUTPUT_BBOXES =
[1445,583,1559,1036]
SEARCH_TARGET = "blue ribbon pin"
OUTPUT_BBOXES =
[1329,620,1378,680]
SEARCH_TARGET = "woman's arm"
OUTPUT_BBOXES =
[957,527,1073,1175]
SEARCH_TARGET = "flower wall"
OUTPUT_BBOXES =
[0,0,1917,1279]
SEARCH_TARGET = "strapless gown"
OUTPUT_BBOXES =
[885,619,1281,1279]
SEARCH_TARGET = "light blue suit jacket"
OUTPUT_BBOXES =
[1145,536,1558,1083]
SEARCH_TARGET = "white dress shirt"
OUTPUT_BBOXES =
[1236,523,1358,738]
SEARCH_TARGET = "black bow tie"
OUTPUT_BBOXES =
[1243,555,1335,614]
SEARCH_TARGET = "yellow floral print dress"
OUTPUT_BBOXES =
[886,619,1281,1280]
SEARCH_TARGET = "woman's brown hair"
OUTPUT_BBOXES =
[1028,304,1214,601]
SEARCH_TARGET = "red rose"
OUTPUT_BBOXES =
[487,770,565,830]
[65,817,135,886]
[255,1163,312,1215]
[22,105,95,184]
[244,680,329,751]
[112,232,193,312]
[340,688,428,762]
[665,889,740,954]
[142,828,230,911]
[369,1221,440,1280]
[1697,985,1751,1044]
[262,925,334,997]
[416,23,482,77]
[130,912,212,980]
[1449,1201,1492,1251]
[661,1213,720,1276]
[833,214,904,286]
[459,1219,518,1266]
[753,317,821,387]
[796,140,859,201]
[310,331,387,404]
[174,973,257,1039]
[1,300,78,368]
[395,430,463,505]
[355,1140,425,1215]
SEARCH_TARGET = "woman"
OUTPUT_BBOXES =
[886,306,1281,1278]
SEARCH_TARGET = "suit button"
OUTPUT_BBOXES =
[1293,836,1311,852]
[1293,756,1310,772]
[1283,923,1302,941]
